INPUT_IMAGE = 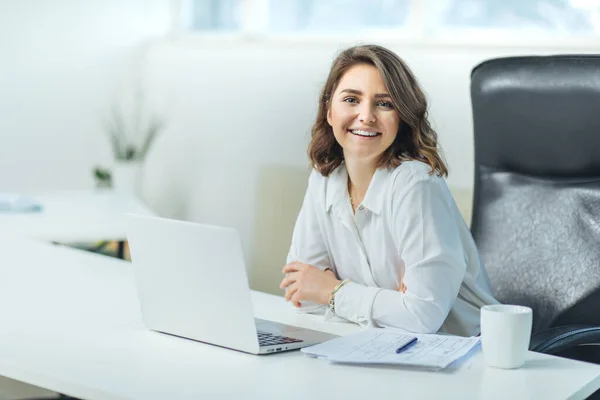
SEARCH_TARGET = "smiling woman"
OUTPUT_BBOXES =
[328,67,401,167]
[279,45,498,337]
[308,46,447,180]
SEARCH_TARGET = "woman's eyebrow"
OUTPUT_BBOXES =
[340,88,362,96]
[339,88,391,98]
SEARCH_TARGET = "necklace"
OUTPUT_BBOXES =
[348,180,356,209]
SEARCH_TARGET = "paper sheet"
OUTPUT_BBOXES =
[302,328,479,370]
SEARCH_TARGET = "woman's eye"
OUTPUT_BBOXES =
[378,101,394,109]
[343,97,358,104]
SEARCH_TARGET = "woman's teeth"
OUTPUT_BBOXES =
[350,129,380,137]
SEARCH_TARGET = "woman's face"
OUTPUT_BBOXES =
[327,63,401,165]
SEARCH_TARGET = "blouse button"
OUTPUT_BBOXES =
[358,205,364,211]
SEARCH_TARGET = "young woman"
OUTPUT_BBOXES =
[279,45,497,337]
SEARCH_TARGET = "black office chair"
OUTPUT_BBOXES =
[470,55,600,369]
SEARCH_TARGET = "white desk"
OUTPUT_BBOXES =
[0,236,599,400]
[0,190,154,243]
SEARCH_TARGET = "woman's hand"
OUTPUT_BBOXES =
[398,267,407,293]
[280,262,340,307]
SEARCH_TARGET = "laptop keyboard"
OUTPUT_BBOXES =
[257,331,303,347]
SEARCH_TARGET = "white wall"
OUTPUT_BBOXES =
[141,39,599,294]
[3,1,599,296]
[0,0,170,192]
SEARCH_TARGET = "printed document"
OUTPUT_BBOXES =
[301,328,479,369]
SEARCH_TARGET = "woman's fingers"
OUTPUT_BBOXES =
[284,283,299,302]
[396,280,407,293]
[282,262,305,274]
[290,287,303,304]
[400,267,407,292]
[279,273,296,289]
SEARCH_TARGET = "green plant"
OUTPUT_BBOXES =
[93,166,112,188]
[103,89,165,162]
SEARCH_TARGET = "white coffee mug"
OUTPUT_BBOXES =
[481,304,533,369]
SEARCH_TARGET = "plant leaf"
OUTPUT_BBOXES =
[139,117,164,160]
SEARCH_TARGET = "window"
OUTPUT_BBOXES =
[184,0,600,39]
[267,0,410,33]
[186,0,242,31]
[426,0,600,36]
[185,0,410,33]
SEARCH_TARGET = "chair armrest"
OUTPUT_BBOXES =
[530,325,600,355]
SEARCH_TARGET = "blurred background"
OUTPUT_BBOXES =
[1,0,600,296]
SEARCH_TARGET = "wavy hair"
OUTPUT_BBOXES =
[308,44,447,177]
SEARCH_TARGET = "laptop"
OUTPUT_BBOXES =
[126,214,338,355]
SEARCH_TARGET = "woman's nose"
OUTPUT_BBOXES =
[358,104,376,123]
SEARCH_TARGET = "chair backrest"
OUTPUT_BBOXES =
[470,55,600,333]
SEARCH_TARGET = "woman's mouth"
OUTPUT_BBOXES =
[348,129,381,138]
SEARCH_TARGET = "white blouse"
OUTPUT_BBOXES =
[286,160,498,337]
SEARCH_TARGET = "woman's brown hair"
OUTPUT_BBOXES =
[308,44,447,177]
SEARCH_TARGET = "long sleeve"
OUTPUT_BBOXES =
[286,171,331,270]
[333,177,467,333]
[286,171,332,314]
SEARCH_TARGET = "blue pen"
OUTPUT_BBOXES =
[395,337,418,354]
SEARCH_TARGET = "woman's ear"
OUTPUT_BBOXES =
[326,106,332,127]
